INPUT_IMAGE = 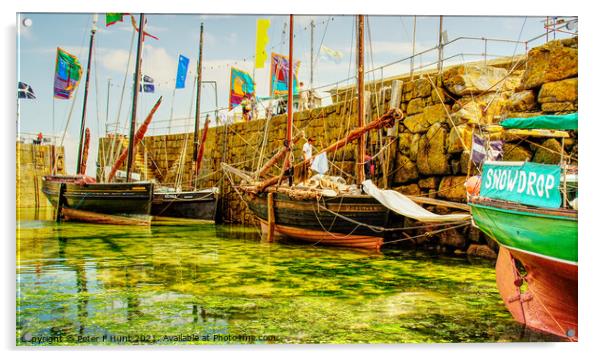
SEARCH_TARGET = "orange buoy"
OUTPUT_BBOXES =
[465,175,481,196]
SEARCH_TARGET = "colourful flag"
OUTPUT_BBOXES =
[229,67,255,110]
[139,75,155,93]
[53,48,82,100]
[270,53,300,96]
[17,82,36,99]
[105,13,125,27]
[319,45,343,64]
[255,19,271,69]
[175,55,189,89]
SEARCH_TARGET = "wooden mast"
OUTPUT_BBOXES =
[287,15,294,150]
[281,15,294,179]
[76,14,97,175]
[126,13,145,182]
[357,15,366,184]
[193,22,204,176]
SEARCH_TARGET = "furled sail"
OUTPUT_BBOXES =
[362,180,471,222]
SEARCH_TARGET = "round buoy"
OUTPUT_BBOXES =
[465,175,481,196]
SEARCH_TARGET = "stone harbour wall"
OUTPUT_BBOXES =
[98,37,578,258]
[16,142,65,208]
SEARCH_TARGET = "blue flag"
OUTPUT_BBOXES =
[176,55,189,89]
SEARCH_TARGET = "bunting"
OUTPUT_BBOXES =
[53,47,82,100]
[255,19,271,69]
[270,53,300,96]
[229,67,255,110]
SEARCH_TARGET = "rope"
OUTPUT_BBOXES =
[384,221,472,244]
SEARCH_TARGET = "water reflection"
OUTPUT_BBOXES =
[16,208,561,344]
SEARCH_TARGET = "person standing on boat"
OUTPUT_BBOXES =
[301,137,315,184]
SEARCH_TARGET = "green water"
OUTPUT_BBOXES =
[16,208,558,345]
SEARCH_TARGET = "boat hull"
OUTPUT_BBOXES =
[469,197,578,340]
[248,192,391,250]
[42,176,153,224]
[151,189,219,221]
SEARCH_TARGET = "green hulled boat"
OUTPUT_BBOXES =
[467,113,578,341]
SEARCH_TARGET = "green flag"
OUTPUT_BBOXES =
[106,13,125,27]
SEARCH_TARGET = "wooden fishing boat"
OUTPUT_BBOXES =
[152,187,219,221]
[42,175,153,225]
[248,191,391,250]
[467,113,578,340]
[237,15,405,251]
[149,23,220,223]
[43,14,160,225]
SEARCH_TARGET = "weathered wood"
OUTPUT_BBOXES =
[253,108,403,192]
[61,207,151,226]
[54,182,65,222]
[79,128,91,175]
[406,195,470,212]
[266,192,275,242]
[255,132,303,178]
[484,125,570,138]
[357,15,366,185]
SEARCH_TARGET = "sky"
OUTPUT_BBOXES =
[16,13,574,176]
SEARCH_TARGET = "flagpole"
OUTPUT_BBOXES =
[126,13,145,182]
[76,14,98,175]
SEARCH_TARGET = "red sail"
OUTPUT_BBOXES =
[108,96,162,182]
[79,128,91,175]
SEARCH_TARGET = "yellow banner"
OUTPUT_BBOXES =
[255,19,271,69]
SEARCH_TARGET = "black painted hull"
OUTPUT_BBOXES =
[151,189,219,221]
[247,191,393,249]
[41,176,153,221]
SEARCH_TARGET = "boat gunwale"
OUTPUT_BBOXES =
[468,196,577,220]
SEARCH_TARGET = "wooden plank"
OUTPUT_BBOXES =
[266,192,275,242]
[406,195,470,212]
[483,125,570,138]
[54,182,65,222]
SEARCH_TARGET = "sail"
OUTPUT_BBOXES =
[362,180,471,223]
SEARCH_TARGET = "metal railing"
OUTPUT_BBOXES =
[104,27,576,137]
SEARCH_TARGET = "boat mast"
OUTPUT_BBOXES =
[126,13,146,182]
[193,22,204,174]
[76,14,98,175]
[310,19,314,90]
[287,15,294,148]
[357,15,365,184]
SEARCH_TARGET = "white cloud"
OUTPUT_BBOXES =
[141,45,179,87]
[99,48,134,74]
